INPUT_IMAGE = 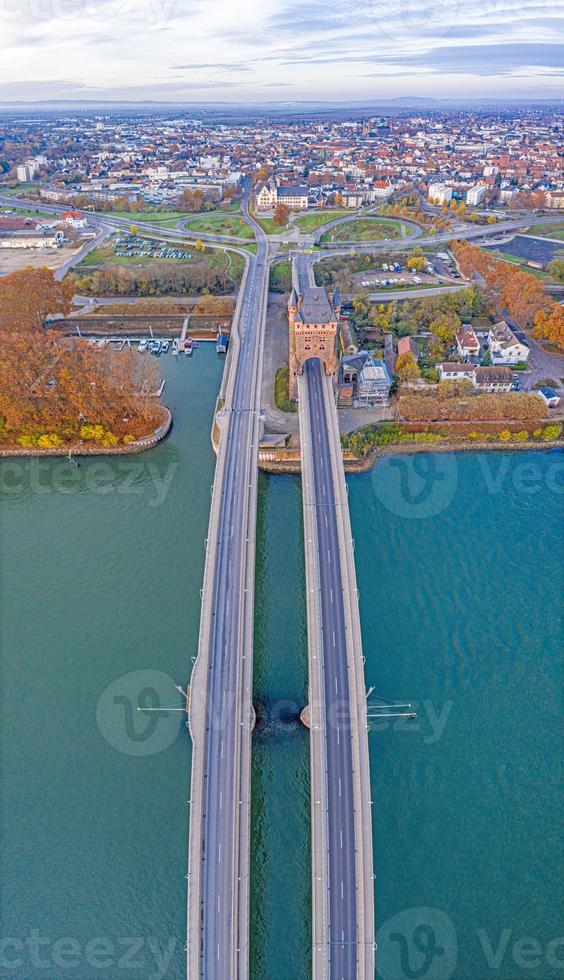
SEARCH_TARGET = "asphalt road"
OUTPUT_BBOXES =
[188,186,269,979]
[304,356,358,979]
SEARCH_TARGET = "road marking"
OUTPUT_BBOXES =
[338,777,342,797]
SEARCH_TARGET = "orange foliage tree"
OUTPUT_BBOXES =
[0,267,74,332]
[532,305,564,348]
[450,240,561,341]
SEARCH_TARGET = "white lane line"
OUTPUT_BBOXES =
[219,791,222,812]
[338,777,342,797]
[330,588,333,604]
[340,830,343,850]
[218,843,221,864]
[332,631,336,647]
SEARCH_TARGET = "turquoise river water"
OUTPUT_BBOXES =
[1,348,562,979]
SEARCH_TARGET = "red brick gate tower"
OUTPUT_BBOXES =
[288,286,340,400]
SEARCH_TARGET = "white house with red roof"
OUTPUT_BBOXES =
[456,324,481,358]
[61,210,88,229]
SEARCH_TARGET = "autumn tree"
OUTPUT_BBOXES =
[395,352,420,381]
[273,203,290,227]
[407,256,426,272]
[532,304,564,349]
[0,268,74,333]
[429,311,461,343]
[547,259,564,283]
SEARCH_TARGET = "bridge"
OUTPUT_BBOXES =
[186,186,269,979]
[295,253,375,979]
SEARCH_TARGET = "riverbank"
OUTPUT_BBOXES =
[258,434,564,474]
[0,406,172,458]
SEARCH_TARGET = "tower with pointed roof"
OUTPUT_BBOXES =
[287,286,339,399]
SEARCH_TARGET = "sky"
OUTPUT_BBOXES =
[0,0,563,103]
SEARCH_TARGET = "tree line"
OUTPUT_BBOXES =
[451,240,563,348]
[70,261,236,298]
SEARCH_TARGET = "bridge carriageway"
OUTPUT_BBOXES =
[296,256,375,980]
[187,203,269,980]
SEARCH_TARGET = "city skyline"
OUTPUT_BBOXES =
[1,0,563,104]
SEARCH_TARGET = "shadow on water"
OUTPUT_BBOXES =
[253,698,303,736]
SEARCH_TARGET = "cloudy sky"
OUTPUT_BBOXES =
[1,0,563,102]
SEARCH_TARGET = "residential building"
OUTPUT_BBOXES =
[356,356,392,406]
[61,210,88,229]
[437,363,476,382]
[455,324,481,358]
[474,366,513,391]
[466,184,487,206]
[438,364,513,390]
[16,163,35,183]
[371,179,393,200]
[339,350,392,406]
[546,190,564,210]
[428,181,452,205]
[397,336,419,362]
[488,321,530,365]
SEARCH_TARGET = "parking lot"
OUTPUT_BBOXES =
[114,233,192,261]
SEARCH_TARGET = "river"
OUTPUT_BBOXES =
[1,351,562,978]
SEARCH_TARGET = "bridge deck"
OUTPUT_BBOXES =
[297,257,375,980]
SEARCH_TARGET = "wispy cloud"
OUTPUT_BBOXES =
[1,0,563,100]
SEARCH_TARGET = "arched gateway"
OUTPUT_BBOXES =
[288,285,341,399]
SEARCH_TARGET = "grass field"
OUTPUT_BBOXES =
[0,205,52,219]
[488,250,553,280]
[525,221,564,241]
[274,367,297,413]
[0,183,38,197]
[254,215,288,235]
[320,218,410,243]
[183,212,253,239]
[112,211,190,229]
[293,210,348,233]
